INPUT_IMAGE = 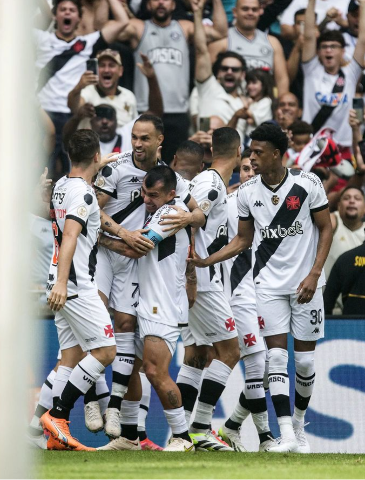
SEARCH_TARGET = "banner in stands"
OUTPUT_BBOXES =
[31,319,365,452]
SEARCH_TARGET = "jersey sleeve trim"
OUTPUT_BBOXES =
[239,215,253,221]
[94,185,118,199]
[66,214,86,228]
[310,203,329,213]
[182,193,191,205]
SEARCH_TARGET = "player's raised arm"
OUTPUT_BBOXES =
[189,217,254,267]
[48,218,82,311]
[296,207,333,304]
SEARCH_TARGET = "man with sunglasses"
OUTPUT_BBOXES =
[302,0,365,151]
[192,0,248,140]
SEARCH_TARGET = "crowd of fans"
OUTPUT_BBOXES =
[32,0,365,314]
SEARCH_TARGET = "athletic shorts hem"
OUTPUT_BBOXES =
[259,328,290,338]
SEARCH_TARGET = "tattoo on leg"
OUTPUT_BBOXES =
[186,355,207,370]
[167,390,179,408]
[145,336,163,343]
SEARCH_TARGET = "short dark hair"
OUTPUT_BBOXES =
[52,0,83,17]
[317,30,345,49]
[67,130,100,166]
[176,140,204,160]
[144,165,177,193]
[294,8,306,20]
[212,127,240,158]
[245,68,274,101]
[212,51,247,77]
[339,186,365,200]
[288,120,313,136]
[241,148,251,159]
[134,114,164,135]
[250,123,288,156]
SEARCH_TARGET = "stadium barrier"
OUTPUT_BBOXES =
[32,317,365,453]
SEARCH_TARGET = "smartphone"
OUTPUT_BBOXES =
[199,117,211,132]
[353,97,364,123]
[86,58,99,76]
[94,106,115,119]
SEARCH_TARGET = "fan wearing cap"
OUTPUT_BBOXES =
[302,0,365,154]
[68,49,138,129]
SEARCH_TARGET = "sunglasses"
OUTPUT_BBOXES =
[219,66,242,73]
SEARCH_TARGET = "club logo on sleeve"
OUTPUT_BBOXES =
[258,316,265,330]
[77,205,87,218]
[199,200,211,212]
[94,176,105,188]
[286,196,301,210]
[225,317,236,331]
[104,325,114,338]
[243,333,257,347]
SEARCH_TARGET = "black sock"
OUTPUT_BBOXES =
[84,382,98,404]
[121,423,138,441]
[138,430,147,441]
[50,382,84,420]
[173,430,191,442]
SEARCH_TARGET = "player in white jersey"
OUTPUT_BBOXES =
[218,152,274,452]
[189,123,333,453]
[93,114,205,441]
[40,130,117,451]
[100,166,194,452]
[175,128,240,452]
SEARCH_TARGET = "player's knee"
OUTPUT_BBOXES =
[113,314,136,333]
[294,350,315,376]
[244,350,266,378]
[217,341,240,369]
[92,345,116,367]
[143,361,159,386]
[268,348,288,373]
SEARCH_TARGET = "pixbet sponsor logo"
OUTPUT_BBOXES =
[260,221,303,239]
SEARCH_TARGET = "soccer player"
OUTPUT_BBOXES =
[218,151,274,452]
[177,127,242,452]
[93,114,205,443]
[40,130,117,451]
[189,123,333,453]
[100,165,195,452]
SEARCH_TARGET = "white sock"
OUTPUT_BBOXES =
[96,373,110,416]
[53,366,72,403]
[138,372,151,434]
[69,355,104,394]
[278,416,295,439]
[176,365,202,425]
[109,332,135,408]
[164,407,188,435]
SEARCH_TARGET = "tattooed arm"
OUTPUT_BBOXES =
[98,234,143,259]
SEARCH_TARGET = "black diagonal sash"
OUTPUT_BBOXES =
[311,69,345,133]
[37,39,87,93]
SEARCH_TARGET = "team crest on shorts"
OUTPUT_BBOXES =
[225,317,236,332]
[243,333,257,347]
[104,324,114,338]
[258,316,265,330]
[271,195,279,205]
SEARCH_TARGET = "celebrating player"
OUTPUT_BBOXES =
[41,130,117,451]
[189,123,333,453]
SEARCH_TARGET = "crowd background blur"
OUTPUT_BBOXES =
[32,0,365,314]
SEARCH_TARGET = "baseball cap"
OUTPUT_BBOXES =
[96,49,122,66]
[348,0,359,13]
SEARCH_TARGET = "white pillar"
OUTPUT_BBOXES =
[0,0,39,477]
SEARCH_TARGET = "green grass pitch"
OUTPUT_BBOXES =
[35,451,365,479]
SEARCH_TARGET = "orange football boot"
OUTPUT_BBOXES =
[41,411,96,451]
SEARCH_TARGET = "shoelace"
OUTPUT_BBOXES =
[85,404,101,421]
[294,422,310,445]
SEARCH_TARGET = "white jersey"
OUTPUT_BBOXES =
[30,214,53,287]
[94,150,191,234]
[189,169,228,292]
[137,200,190,326]
[222,192,256,307]
[237,168,328,294]
[343,31,357,64]
[302,56,362,146]
[34,30,107,113]
[47,176,100,298]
